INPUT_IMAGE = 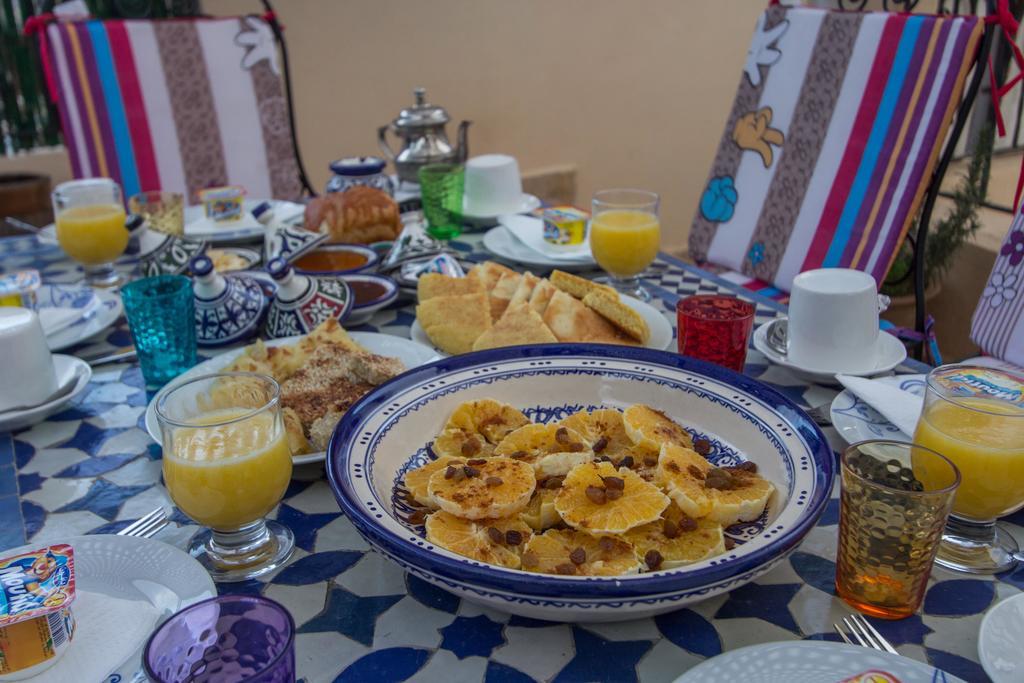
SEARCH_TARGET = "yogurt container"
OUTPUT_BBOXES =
[198,185,246,222]
[540,206,589,246]
[0,545,76,680]
[0,270,40,308]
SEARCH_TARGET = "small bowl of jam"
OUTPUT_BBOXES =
[293,243,379,276]
[342,273,399,325]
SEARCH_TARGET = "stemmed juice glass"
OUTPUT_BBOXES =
[157,372,294,582]
[912,365,1024,573]
[590,189,661,302]
[52,178,128,287]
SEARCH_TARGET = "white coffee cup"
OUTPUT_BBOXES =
[0,308,58,412]
[463,154,525,216]
[787,268,884,374]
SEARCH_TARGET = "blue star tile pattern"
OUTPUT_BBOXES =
[553,626,653,683]
[0,497,24,548]
[217,579,266,596]
[299,584,402,645]
[484,661,536,683]
[818,497,840,526]
[334,647,430,682]
[87,519,137,535]
[56,478,152,520]
[0,435,12,468]
[715,581,802,632]
[789,551,837,595]
[923,579,995,616]
[272,550,362,586]
[870,614,932,646]
[655,609,722,658]
[13,440,34,469]
[275,503,341,552]
[999,563,1024,590]
[21,499,45,539]
[63,422,129,452]
[0,467,15,497]
[507,614,559,629]
[406,574,461,614]
[55,454,138,478]
[440,614,506,660]
[925,647,990,682]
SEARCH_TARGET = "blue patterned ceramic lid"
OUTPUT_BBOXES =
[330,156,388,176]
[190,255,268,347]
[264,225,328,265]
[264,259,352,338]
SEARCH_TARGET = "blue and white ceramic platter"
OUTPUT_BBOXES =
[327,344,833,622]
[830,374,927,444]
[144,332,439,465]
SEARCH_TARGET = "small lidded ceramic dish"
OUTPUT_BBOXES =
[190,254,268,347]
[264,257,352,338]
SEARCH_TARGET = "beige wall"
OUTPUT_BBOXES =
[0,0,764,252]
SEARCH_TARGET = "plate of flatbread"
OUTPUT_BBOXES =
[144,319,438,465]
[411,262,673,355]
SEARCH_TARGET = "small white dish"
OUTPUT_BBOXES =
[0,354,91,431]
[830,374,927,445]
[3,534,215,683]
[463,193,542,228]
[482,225,596,271]
[673,640,963,682]
[498,214,592,262]
[46,288,123,352]
[410,294,673,356]
[752,320,907,386]
[980,592,1024,683]
[144,332,439,465]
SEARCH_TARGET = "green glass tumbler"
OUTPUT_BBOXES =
[121,274,197,387]
[418,163,465,240]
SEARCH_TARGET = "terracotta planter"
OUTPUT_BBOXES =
[881,281,943,329]
[0,173,52,234]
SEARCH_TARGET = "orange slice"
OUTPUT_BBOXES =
[521,528,641,576]
[555,461,669,534]
[427,456,536,519]
[425,511,532,568]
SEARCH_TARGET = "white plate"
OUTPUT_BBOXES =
[830,374,927,445]
[674,640,963,682]
[752,320,907,386]
[144,332,439,465]
[46,288,123,352]
[482,225,597,271]
[0,355,92,431]
[980,592,1024,683]
[410,294,673,355]
[462,193,541,227]
[41,199,304,246]
[4,534,215,683]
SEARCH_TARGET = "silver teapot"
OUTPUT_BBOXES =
[378,87,470,184]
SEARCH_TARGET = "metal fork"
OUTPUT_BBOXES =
[116,507,169,539]
[834,613,898,654]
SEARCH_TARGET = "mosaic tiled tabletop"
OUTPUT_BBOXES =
[1,233,1022,683]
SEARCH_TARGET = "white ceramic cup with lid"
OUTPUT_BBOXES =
[463,154,524,216]
[0,308,58,412]
[787,268,885,374]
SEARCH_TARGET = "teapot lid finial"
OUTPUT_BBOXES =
[396,87,449,128]
[414,86,426,105]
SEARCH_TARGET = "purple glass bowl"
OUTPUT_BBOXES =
[143,595,295,683]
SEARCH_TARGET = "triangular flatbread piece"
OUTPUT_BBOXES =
[473,304,558,350]
[542,291,639,345]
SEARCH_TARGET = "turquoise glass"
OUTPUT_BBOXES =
[121,275,196,386]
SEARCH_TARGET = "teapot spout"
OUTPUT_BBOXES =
[455,120,471,163]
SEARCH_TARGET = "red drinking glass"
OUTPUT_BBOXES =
[676,295,756,372]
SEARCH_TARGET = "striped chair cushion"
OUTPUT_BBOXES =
[689,6,983,293]
[43,17,303,201]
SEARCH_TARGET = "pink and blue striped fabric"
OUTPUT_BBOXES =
[40,17,303,202]
[689,7,983,293]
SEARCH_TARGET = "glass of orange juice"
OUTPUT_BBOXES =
[52,178,129,287]
[590,189,661,302]
[157,372,295,582]
[912,365,1024,574]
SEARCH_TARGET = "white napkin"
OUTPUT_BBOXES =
[33,589,161,683]
[836,374,924,437]
[37,306,87,337]
[499,215,593,261]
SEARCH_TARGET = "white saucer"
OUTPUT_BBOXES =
[0,355,92,431]
[411,294,673,356]
[829,374,927,444]
[752,320,907,385]
[46,288,123,351]
[4,534,215,683]
[144,332,439,465]
[980,592,1024,683]
[463,193,541,227]
[482,225,596,272]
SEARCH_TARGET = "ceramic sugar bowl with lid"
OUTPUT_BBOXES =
[264,257,352,338]
[190,254,268,347]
